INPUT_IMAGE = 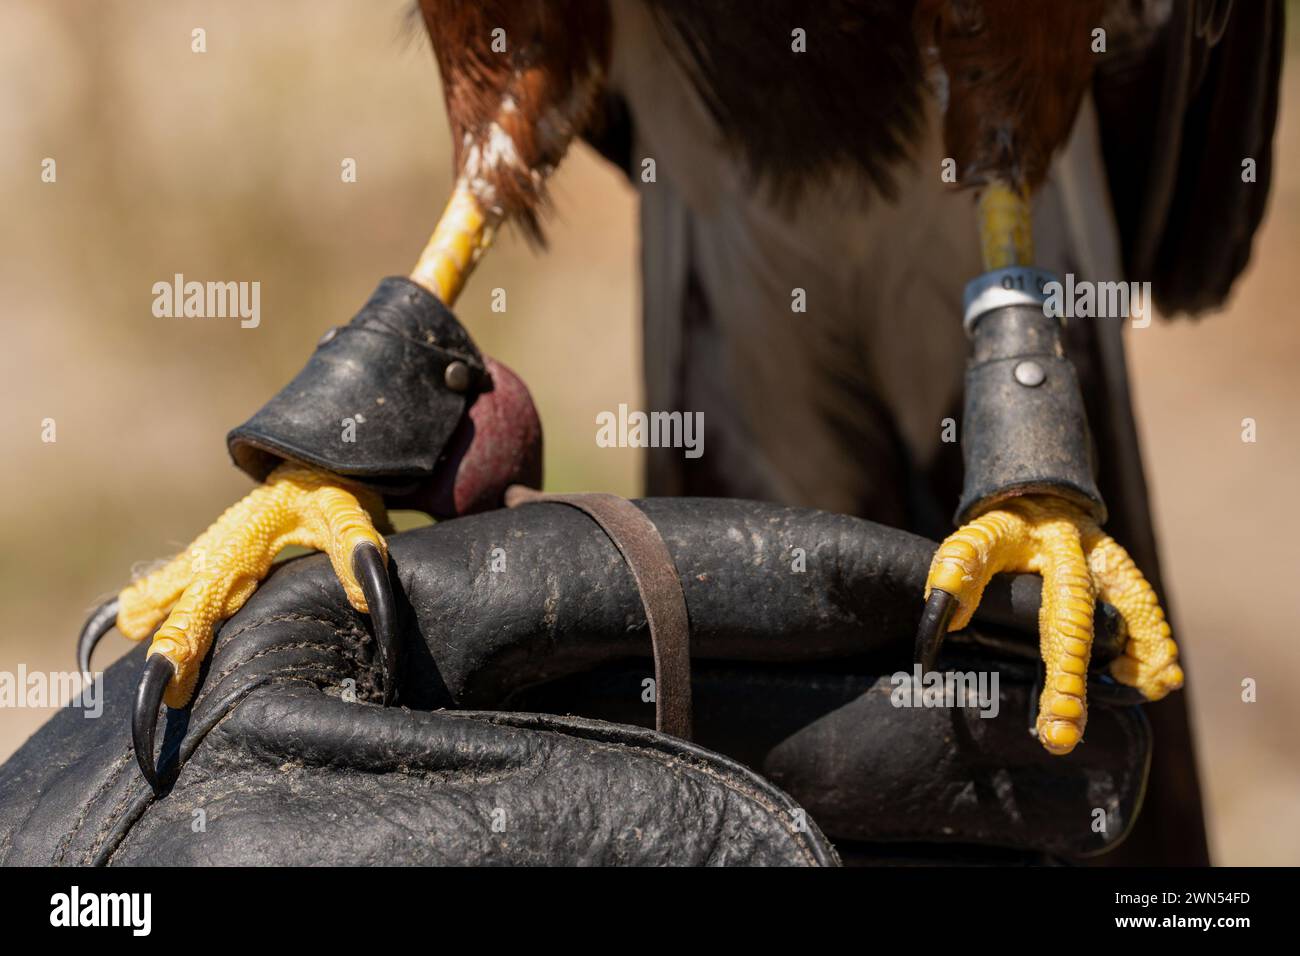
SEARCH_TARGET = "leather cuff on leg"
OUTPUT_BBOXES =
[227,277,488,497]
[955,273,1106,525]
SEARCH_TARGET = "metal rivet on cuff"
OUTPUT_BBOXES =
[1014,360,1046,387]
[444,360,470,392]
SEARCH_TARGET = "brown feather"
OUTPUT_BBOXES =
[916,0,1106,191]
[418,0,611,243]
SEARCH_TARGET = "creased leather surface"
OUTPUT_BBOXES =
[0,652,835,866]
[0,499,1147,865]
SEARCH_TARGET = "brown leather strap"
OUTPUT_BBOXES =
[505,485,693,739]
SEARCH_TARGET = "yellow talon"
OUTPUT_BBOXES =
[924,494,1181,755]
[115,463,390,708]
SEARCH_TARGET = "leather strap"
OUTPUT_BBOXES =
[505,486,693,739]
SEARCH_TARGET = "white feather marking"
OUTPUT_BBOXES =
[461,60,604,216]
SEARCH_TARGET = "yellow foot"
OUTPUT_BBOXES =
[119,462,393,705]
[77,462,398,790]
[78,462,396,790]
[919,495,1183,755]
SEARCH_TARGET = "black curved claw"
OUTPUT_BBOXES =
[915,589,958,674]
[77,598,120,677]
[352,542,398,705]
[1028,659,1047,736]
[132,654,175,794]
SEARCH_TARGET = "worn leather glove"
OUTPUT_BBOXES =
[9,499,1147,864]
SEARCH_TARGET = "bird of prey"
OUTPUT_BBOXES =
[79,0,1281,864]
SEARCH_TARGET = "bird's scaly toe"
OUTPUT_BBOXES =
[1082,526,1183,702]
[92,462,394,788]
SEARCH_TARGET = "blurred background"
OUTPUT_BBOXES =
[0,1,1296,863]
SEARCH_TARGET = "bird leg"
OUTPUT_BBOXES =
[81,0,606,793]
[916,179,1183,755]
[977,181,1034,270]
[80,175,514,792]
[409,179,499,307]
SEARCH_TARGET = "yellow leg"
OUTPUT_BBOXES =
[117,464,390,707]
[978,180,1034,270]
[408,179,499,307]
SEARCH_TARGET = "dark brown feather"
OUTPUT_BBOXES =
[643,0,928,205]
[915,0,1106,190]
[1095,0,1284,316]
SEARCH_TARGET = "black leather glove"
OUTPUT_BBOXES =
[3,499,1147,865]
